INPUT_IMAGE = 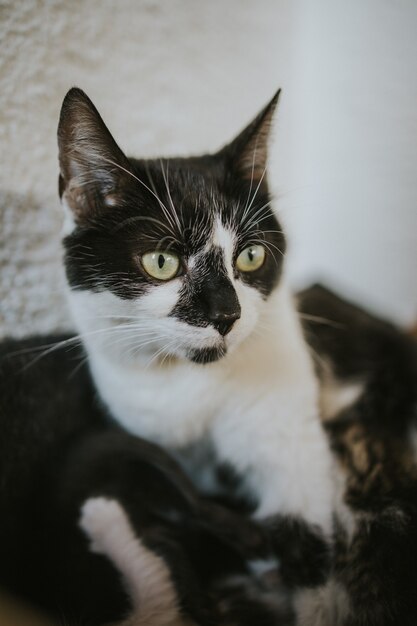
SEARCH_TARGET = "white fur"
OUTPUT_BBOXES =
[210,285,335,530]
[80,497,193,626]
[294,579,351,626]
[69,272,337,532]
[320,370,364,421]
[61,196,77,236]
[210,217,236,279]
[249,557,280,578]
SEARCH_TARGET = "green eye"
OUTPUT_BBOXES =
[236,245,265,272]
[141,251,180,281]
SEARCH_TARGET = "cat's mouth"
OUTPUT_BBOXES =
[186,345,227,364]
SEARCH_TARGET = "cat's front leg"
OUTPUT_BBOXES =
[212,398,335,535]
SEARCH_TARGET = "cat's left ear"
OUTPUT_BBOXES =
[221,89,281,184]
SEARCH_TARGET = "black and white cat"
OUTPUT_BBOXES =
[57,88,417,625]
[59,88,338,532]
[1,87,417,626]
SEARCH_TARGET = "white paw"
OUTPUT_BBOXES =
[79,496,127,554]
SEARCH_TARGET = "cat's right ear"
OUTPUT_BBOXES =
[58,87,132,224]
[220,89,281,186]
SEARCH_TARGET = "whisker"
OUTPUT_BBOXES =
[144,337,178,369]
[159,159,183,234]
[103,331,160,354]
[240,165,268,227]
[242,137,260,219]
[244,234,284,263]
[257,229,285,236]
[112,215,173,236]
[144,161,181,236]
[68,354,90,380]
[298,313,346,329]
[14,324,154,372]
[100,157,179,239]
[241,200,274,232]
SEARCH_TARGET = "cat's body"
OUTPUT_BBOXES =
[2,283,416,625]
[59,87,336,535]
[0,86,416,625]
[74,281,335,531]
[56,88,417,624]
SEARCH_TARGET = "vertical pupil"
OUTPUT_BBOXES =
[248,248,254,262]
[158,254,165,269]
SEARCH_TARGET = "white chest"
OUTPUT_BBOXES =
[90,354,226,447]
[90,335,335,533]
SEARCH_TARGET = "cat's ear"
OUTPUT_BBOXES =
[58,87,132,223]
[222,89,281,184]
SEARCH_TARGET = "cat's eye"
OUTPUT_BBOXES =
[236,245,266,273]
[141,251,180,281]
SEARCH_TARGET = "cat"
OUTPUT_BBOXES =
[59,87,334,531]
[56,86,417,625]
[1,85,416,626]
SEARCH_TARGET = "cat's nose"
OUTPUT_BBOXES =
[199,277,241,336]
[210,310,241,336]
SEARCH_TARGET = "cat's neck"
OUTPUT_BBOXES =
[71,282,319,447]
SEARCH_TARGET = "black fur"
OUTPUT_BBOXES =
[0,336,274,624]
[298,284,417,625]
[266,516,331,588]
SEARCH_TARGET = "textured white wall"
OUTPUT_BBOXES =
[0,0,293,337]
[0,0,416,338]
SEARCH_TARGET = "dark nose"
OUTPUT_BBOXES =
[201,279,241,336]
[210,310,241,336]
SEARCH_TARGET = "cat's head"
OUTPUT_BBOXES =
[58,88,286,364]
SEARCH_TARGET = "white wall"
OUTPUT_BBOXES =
[276,0,417,324]
[0,0,416,338]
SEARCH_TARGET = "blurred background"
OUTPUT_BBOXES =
[1,0,416,340]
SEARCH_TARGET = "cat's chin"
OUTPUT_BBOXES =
[186,345,227,365]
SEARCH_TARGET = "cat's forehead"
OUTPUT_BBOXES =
[127,162,244,252]
[126,158,273,253]
[181,192,240,254]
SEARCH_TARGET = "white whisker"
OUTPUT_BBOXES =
[100,157,180,241]
[242,137,260,220]
[240,165,268,227]
[159,159,183,234]
[298,313,345,329]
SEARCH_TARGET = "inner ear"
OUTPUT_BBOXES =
[58,87,132,223]
[221,89,281,185]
